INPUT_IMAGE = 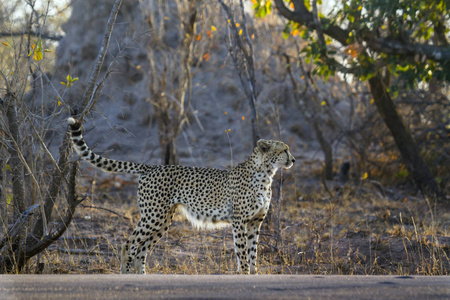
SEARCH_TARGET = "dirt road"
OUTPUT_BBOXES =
[1,274,448,299]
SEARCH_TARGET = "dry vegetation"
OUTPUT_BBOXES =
[24,161,449,276]
[1,0,449,276]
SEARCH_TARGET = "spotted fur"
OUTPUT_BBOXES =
[67,117,295,274]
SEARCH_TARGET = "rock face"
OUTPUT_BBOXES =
[41,0,162,166]
[43,0,350,170]
[53,0,154,161]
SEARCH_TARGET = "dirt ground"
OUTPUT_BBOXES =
[26,166,449,276]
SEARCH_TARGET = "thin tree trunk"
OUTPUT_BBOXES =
[312,122,333,180]
[147,0,198,165]
[368,73,440,196]
[4,93,26,217]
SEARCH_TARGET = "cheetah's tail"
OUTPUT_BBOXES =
[67,117,151,175]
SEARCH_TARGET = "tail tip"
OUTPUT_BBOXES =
[68,117,81,126]
[67,117,82,130]
[67,117,76,125]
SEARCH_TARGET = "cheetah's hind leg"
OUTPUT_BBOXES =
[120,241,130,274]
[133,206,176,274]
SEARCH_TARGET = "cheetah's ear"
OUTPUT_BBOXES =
[257,139,271,153]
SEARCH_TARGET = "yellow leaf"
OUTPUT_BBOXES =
[136,65,141,70]
[61,81,67,86]
[6,164,12,171]
[32,43,44,61]
[6,194,12,205]
[202,52,210,61]
[239,29,243,35]
[370,98,374,105]
[195,34,202,41]
[358,5,362,11]
[361,172,368,180]
[251,34,255,39]
[211,25,217,31]
[235,23,240,28]
[224,111,228,115]
[241,116,245,120]
[58,101,62,106]
[321,101,326,106]
[2,41,11,47]
[34,52,43,61]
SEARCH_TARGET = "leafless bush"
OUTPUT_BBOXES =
[144,0,213,165]
[0,0,123,273]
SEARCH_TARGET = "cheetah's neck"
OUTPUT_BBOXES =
[244,150,278,178]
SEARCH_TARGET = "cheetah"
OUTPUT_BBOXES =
[67,117,295,274]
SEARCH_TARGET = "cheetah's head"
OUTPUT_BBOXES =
[256,139,295,170]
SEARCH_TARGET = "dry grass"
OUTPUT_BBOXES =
[18,166,449,275]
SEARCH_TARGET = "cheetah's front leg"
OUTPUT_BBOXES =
[232,218,249,274]
[246,216,265,274]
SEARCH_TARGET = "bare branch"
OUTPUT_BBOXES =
[0,204,39,251]
[219,0,260,147]
[0,0,124,273]
[79,0,124,119]
[0,31,63,41]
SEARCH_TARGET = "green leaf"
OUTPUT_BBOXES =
[348,14,355,23]
[304,0,311,10]
[282,23,291,40]
[396,64,410,72]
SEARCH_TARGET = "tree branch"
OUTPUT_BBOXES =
[0,31,63,41]
[273,0,450,63]
[4,93,26,216]
[79,0,124,119]
[219,0,261,147]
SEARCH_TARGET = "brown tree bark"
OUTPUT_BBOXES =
[368,73,439,195]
